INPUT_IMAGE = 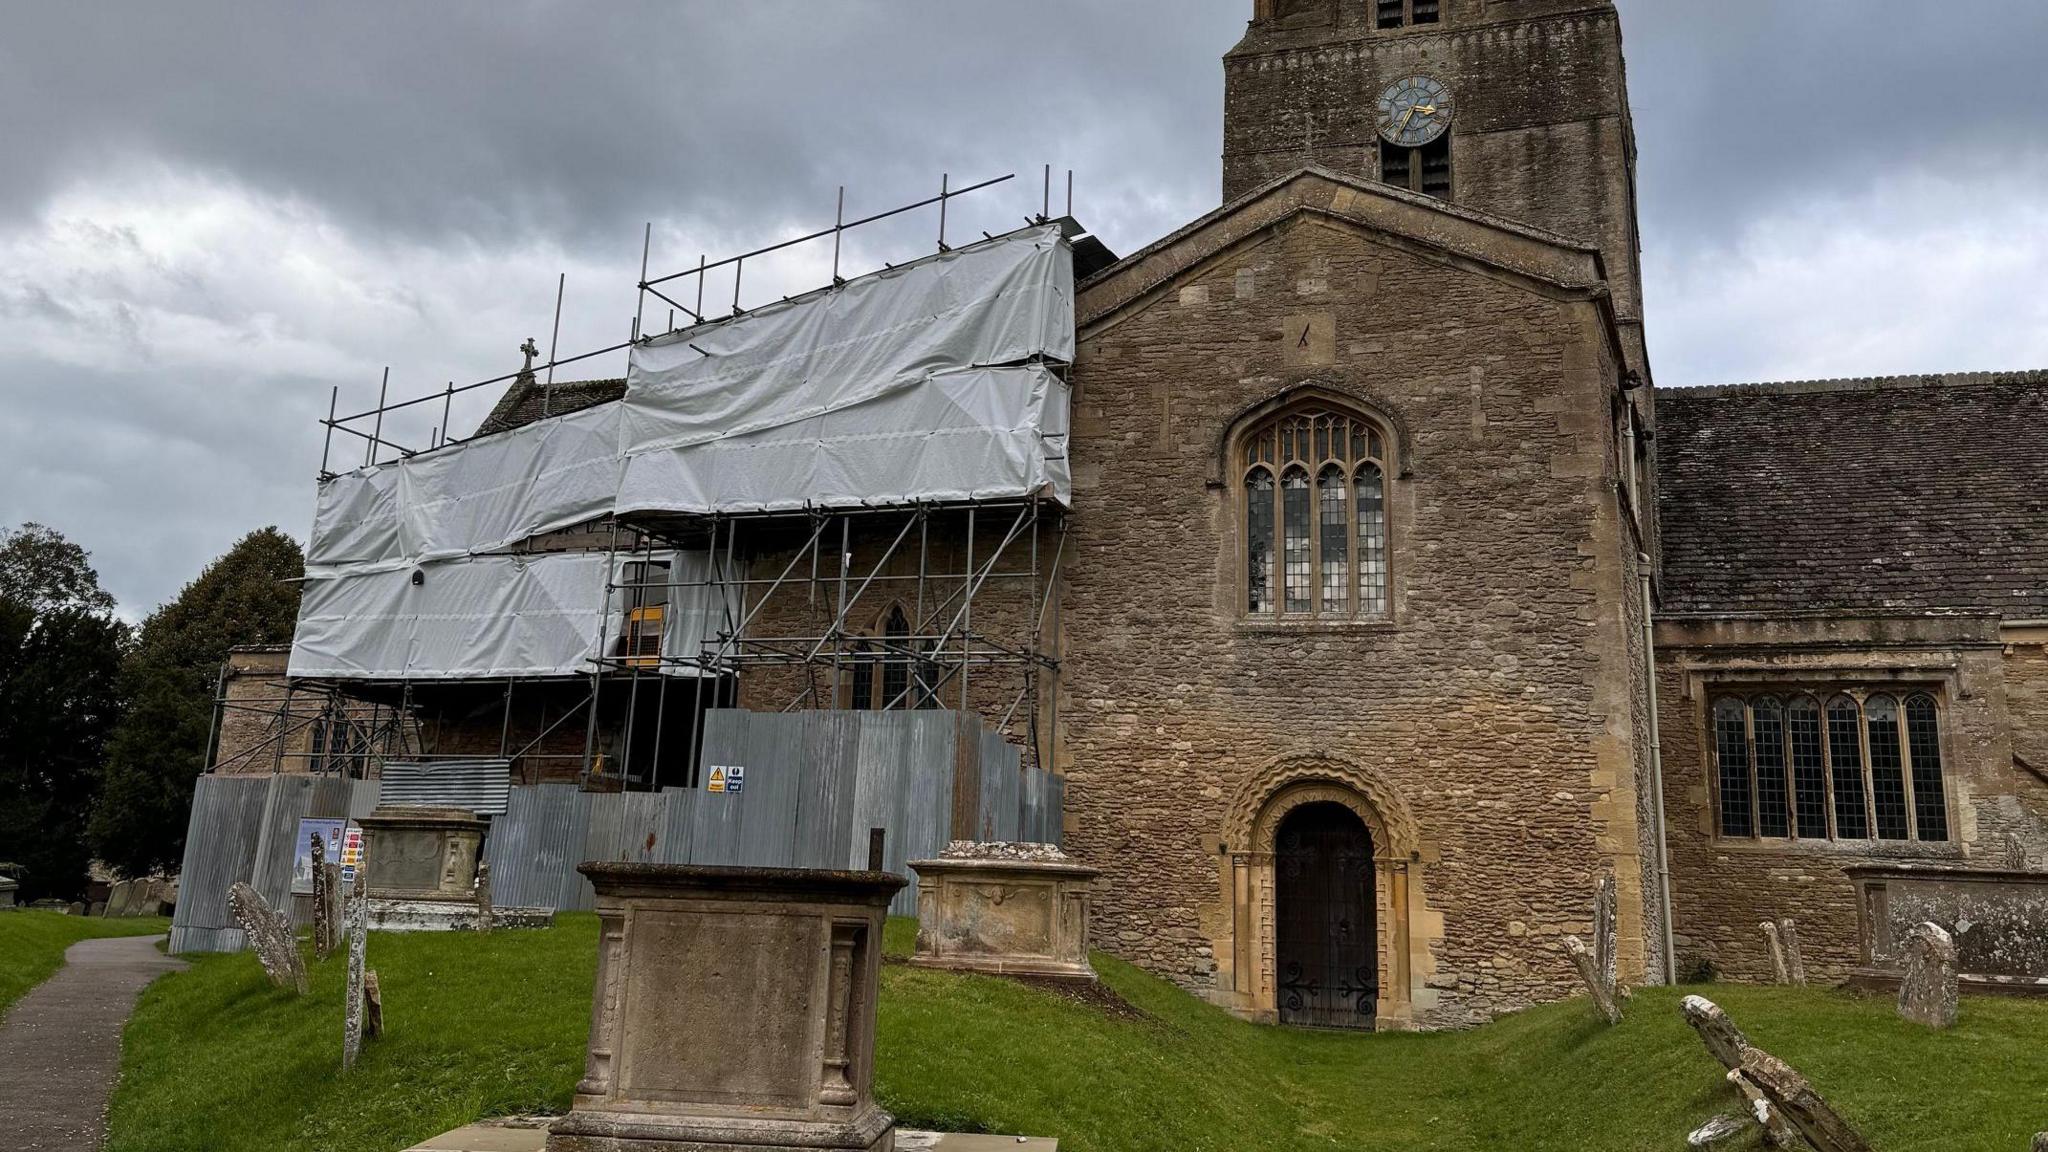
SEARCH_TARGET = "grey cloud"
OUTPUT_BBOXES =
[4,0,2047,613]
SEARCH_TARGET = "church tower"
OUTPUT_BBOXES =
[1222,0,1648,377]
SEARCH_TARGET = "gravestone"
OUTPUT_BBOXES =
[909,842,1099,983]
[1680,995,1750,1072]
[228,881,307,994]
[474,861,494,934]
[1564,936,1621,1024]
[548,864,905,1152]
[1897,921,1959,1029]
[311,834,338,960]
[1778,918,1806,987]
[344,882,369,1070]
[1592,873,1617,996]
[1739,1048,1872,1152]
[1680,996,1797,1148]
[363,969,384,1039]
[1761,921,1791,985]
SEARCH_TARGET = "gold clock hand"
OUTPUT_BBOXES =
[1398,107,1418,133]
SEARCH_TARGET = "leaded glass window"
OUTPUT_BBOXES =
[1787,697,1830,839]
[1713,697,1753,838]
[1712,689,1950,844]
[1827,695,1869,839]
[1752,696,1790,838]
[1239,406,1393,621]
[1247,468,1275,614]
[1905,694,1950,842]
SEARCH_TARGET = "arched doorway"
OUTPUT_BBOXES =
[1275,801,1377,1029]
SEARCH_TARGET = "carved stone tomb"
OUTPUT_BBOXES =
[548,863,905,1152]
[909,842,1099,983]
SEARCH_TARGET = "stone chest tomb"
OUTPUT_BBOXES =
[549,863,904,1152]
[909,842,1098,983]
[358,804,486,930]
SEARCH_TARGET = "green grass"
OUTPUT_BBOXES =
[106,914,2048,1152]
[0,910,172,1017]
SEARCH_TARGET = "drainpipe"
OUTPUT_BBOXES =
[1641,554,1678,986]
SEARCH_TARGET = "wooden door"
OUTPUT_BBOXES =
[1275,802,1377,1029]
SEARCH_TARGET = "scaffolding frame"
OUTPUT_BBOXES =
[262,169,1079,791]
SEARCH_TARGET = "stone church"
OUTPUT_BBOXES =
[239,0,2048,1032]
[1053,0,2048,1030]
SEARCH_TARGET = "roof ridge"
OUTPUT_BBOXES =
[1667,370,2048,400]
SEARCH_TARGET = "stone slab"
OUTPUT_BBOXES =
[410,1127,1055,1152]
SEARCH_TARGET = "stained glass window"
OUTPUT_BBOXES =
[880,606,910,710]
[1905,694,1949,842]
[1247,468,1275,614]
[1713,697,1753,838]
[1356,464,1388,617]
[1282,469,1312,613]
[1318,466,1349,613]
[1240,406,1392,620]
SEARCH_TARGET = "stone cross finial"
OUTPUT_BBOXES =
[519,338,540,373]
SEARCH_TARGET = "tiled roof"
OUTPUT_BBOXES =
[1655,372,2048,618]
[473,371,626,436]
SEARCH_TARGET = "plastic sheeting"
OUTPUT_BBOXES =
[616,364,1070,516]
[305,226,1074,578]
[307,401,619,578]
[620,223,1073,454]
[289,551,734,680]
[295,226,1072,682]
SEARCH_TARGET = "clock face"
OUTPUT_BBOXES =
[1376,75,1453,148]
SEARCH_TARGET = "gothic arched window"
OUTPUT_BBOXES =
[844,603,926,711]
[1240,404,1391,620]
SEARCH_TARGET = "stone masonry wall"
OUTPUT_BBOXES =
[1222,1,1646,376]
[1654,615,2048,983]
[1061,200,1647,1027]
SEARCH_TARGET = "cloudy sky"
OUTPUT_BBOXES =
[5,0,2047,617]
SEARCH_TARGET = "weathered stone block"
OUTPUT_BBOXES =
[548,864,905,1152]
[909,843,1099,983]
[1897,921,1959,1030]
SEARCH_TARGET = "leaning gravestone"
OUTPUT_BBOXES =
[228,881,307,994]
[1740,1048,1873,1152]
[1681,995,1750,1072]
[1592,872,1618,996]
[1564,935,1622,1024]
[1761,921,1792,985]
[1897,921,1959,1029]
[1679,996,1798,1148]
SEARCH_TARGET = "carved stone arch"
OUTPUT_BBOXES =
[1225,752,1420,860]
[1214,752,1440,1029]
[1216,380,1415,482]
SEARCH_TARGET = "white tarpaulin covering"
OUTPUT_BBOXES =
[620,223,1072,454]
[617,364,1070,516]
[294,225,1072,680]
[290,551,734,680]
[306,401,620,578]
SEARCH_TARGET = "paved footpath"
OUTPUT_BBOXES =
[0,934,185,1150]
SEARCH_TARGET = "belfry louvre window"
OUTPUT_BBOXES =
[1377,0,1437,28]
[1242,406,1390,620]
[1381,137,1451,199]
[1710,690,1950,843]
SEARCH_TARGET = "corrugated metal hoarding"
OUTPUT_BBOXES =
[170,709,1060,951]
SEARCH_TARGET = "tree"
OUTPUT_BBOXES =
[90,528,304,878]
[0,524,125,902]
